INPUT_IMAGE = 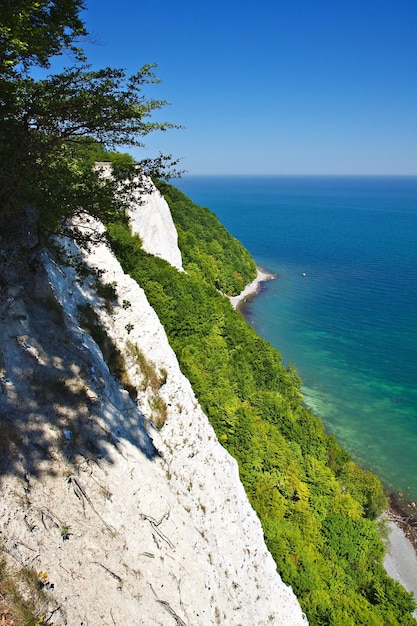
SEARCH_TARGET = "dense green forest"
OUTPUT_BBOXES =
[106,182,417,626]
[2,2,416,624]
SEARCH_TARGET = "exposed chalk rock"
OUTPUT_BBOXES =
[0,210,307,624]
[71,221,308,624]
[129,179,183,271]
[93,163,183,271]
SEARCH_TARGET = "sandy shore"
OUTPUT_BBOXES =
[229,267,276,310]
[383,513,417,614]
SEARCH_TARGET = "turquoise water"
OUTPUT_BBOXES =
[177,176,417,501]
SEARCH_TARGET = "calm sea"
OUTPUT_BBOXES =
[177,175,417,502]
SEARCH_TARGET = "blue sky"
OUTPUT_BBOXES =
[80,0,416,175]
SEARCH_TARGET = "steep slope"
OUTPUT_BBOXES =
[94,163,184,271]
[128,178,183,271]
[0,216,307,624]
[106,182,417,626]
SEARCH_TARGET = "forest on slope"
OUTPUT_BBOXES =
[1,1,416,623]
[106,182,417,626]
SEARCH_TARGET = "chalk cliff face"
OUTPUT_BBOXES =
[0,188,307,624]
[128,178,183,271]
[94,162,183,271]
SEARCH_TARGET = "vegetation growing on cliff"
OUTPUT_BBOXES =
[0,0,179,245]
[106,185,416,626]
[155,181,257,294]
[1,2,416,624]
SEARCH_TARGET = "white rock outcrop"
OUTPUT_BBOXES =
[93,162,183,271]
[129,179,183,271]
[0,213,307,624]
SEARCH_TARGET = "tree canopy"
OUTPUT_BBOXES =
[0,0,179,242]
[0,0,86,73]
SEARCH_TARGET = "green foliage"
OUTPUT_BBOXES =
[106,185,415,626]
[337,460,389,519]
[0,0,86,73]
[1,5,412,622]
[155,180,257,295]
[126,341,167,393]
[0,1,180,242]
[0,556,47,625]
[77,303,136,399]
[60,524,72,541]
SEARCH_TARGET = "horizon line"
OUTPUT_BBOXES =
[180,172,417,177]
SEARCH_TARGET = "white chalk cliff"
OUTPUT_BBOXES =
[0,184,307,624]
[129,179,183,271]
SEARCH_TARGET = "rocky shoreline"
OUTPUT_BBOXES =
[383,503,417,614]
[388,494,417,552]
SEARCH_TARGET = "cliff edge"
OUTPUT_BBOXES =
[0,188,307,624]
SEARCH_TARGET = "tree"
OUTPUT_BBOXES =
[0,0,179,243]
[0,0,86,73]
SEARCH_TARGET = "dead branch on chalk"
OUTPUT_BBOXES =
[140,510,174,549]
[149,583,188,626]
[67,475,114,533]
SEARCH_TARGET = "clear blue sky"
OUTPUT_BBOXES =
[80,0,416,175]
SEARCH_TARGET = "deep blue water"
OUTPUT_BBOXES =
[177,175,417,502]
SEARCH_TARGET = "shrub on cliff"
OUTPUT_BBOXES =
[0,0,179,245]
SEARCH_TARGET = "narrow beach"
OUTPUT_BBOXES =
[229,267,276,310]
[383,513,417,613]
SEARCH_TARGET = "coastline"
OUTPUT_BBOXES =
[231,270,417,611]
[383,509,417,615]
[229,267,276,310]
[389,494,417,550]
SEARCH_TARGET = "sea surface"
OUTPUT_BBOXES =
[176,175,417,503]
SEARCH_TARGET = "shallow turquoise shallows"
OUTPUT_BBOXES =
[177,175,417,502]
